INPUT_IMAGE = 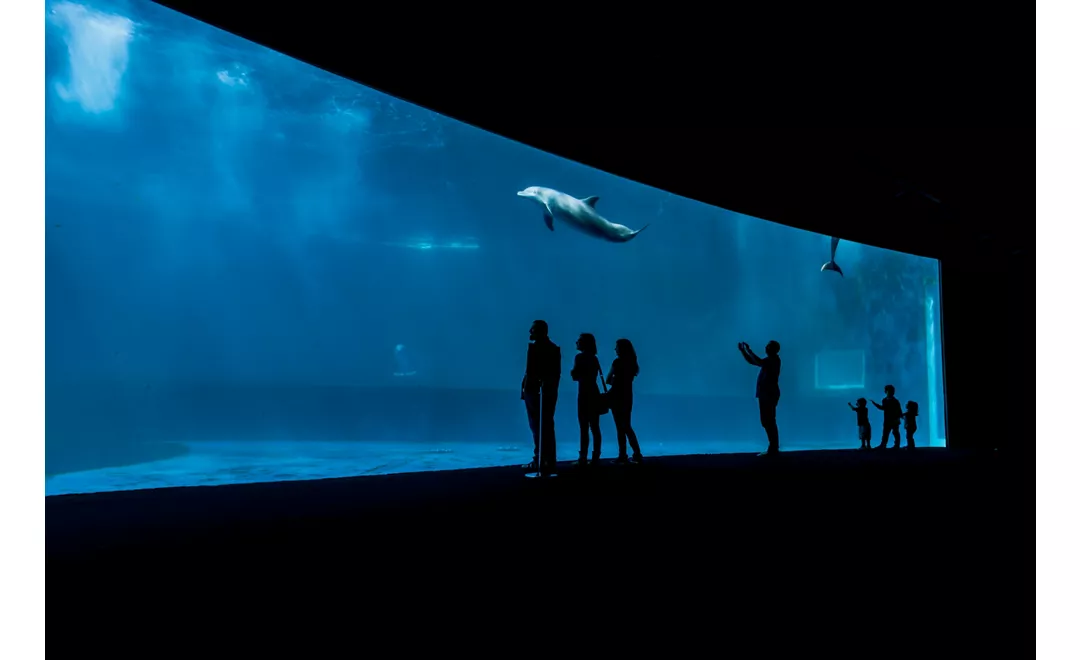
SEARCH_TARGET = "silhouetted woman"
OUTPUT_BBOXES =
[571,332,603,466]
[607,338,644,464]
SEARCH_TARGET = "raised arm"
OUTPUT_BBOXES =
[848,402,856,411]
[870,400,883,410]
[738,342,763,367]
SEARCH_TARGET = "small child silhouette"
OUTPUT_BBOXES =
[848,398,872,449]
[871,385,903,449]
[901,401,919,449]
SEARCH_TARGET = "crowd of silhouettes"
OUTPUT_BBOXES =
[521,319,920,473]
[520,320,644,473]
[849,384,919,450]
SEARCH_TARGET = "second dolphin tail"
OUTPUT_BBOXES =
[821,260,844,277]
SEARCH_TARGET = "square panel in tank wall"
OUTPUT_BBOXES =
[814,349,866,390]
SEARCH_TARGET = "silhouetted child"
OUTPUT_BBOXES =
[871,384,903,449]
[901,401,919,449]
[848,398,872,449]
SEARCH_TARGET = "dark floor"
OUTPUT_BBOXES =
[48,448,1024,655]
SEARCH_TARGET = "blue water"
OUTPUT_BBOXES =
[44,0,947,496]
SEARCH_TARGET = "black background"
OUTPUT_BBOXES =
[48,3,1031,653]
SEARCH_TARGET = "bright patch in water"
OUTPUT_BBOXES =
[49,1,135,113]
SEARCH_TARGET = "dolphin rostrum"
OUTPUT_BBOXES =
[516,186,649,243]
[821,236,844,276]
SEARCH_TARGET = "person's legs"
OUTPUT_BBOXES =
[758,398,779,454]
[577,400,591,461]
[612,403,629,461]
[623,398,643,460]
[524,393,541,466]
[588,411,602,460]
[765,420,779,453]
[890,424,901,448]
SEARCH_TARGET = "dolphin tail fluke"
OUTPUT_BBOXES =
[611,224,650,243]
[821,260,844,277]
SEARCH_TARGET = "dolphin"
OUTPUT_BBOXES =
[516,186,649,243]
[821,236,844,277]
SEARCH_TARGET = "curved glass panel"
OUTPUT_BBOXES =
[45,0,946,495]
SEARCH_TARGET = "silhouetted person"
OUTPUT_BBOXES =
[870,384,902,449]
[607,338,644,464]
[521,320,561,472]
[901,400,919,449]
[848,398,872,449]
[571,332,604,466]
[739,340,781,456]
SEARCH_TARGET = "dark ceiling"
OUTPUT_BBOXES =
[150,1,1028,265]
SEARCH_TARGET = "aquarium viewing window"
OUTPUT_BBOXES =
[44,0,948,496]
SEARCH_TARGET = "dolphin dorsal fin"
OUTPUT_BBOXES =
[581,196,600,208]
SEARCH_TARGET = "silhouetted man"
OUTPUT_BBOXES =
[739,340,781,456]
[522,320,561,472]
